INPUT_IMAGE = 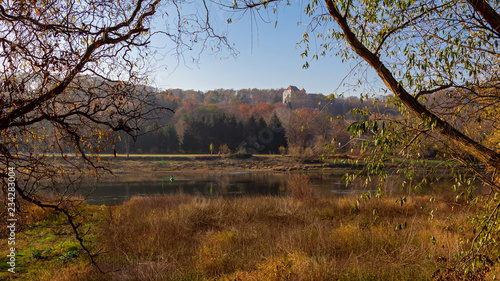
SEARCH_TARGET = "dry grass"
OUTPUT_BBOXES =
[51,193,473,281]
[286,173,315,200]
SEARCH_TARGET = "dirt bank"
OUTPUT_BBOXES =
[98,154,359,175]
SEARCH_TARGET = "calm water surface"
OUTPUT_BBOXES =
[78,171,485,205]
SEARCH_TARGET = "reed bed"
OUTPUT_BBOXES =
[70,193,473,280]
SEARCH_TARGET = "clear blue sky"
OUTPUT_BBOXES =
[148,2,370,96]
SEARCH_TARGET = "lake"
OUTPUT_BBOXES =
[78,171,485,205]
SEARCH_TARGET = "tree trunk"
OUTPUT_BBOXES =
[324,0,500,170]
[465,0,500,36]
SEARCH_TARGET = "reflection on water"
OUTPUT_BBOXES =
[81,172,285,205]
[79,171,488,205]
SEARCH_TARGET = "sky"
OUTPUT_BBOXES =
[147,1,372,96]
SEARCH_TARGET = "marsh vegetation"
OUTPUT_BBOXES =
[2,187,494,280]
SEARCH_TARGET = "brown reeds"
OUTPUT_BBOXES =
[51,193,472,281]
[286,173,315,200]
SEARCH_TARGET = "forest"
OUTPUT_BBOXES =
[113,87,398,155]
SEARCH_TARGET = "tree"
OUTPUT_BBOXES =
[245,115,259,137]
[162,124,180,153]
[204,90,222,104]
[224,115,244,150]
[222,0,500,274]
[318,2,500,273]
[181,116,208,153]
[326,1,499,160]
[252,102,277,120]
[0,0,166,266]
[268,113,288,154]
[0,0,231,268]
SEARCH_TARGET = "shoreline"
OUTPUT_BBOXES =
[98,154,362,175]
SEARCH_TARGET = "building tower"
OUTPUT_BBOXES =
[282,85,301,104]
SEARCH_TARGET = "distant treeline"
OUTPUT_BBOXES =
[154,87,396,116]
[119,112,287,154]
[105,87,399,155]
[108,87,394,154]
[18,85,397,156]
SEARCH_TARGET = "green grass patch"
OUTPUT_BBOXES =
[0,204,105,280]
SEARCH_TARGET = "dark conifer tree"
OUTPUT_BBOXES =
[268,113,288,154]
[162,124,180,153]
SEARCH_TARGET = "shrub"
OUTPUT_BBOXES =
[286,173,315,200]
[219,143,230,155]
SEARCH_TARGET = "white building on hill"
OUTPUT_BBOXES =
[283,85,304,104]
